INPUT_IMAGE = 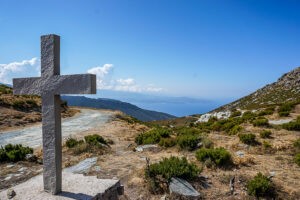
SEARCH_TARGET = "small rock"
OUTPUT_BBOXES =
[4,175,12,181]
[94,166,101,172]
[6,164,15,168]
[7,189,16,199]
[18,167,28,172]
[25,154,37,162]
[14,173,22,177]
[169,177,201,199]
[37,158,43,164]
[135,144,159,152]
[235,151,245,157]
[160,194,167,200]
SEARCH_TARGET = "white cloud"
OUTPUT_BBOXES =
[87,64,163,93]
[0,57,40,84]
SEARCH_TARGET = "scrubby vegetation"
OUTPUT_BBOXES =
[195,147,232,167]
[0,84,12,94]
[252,117,269,127]
[146,156,200,193]
[65,134,109,155]
[294,153,300,166]
[0,144,33,162]
[278,102,294,117]
[177,134,199,150]
[247,172,275,198]
[230,110,241,117]
[238,133,257,145]
[135,127,170,145]
[282,116,300,131]
[260,130,272,138]
[258,106,275,116]
[158,138,176,148]
[66,138,84,148]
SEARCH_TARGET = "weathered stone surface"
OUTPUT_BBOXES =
[135,144,159,152]
[65,157,98,174]
[12,34,97,195]
[0,172,123,200]
[169,177,201,200]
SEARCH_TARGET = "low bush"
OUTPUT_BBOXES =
[228,125,243,135]
[231,110,242,118]
[135,127,170,145]
[282,120,300,131]
[262,141,272,149]
[258,107,275,116]
[295,153,300,166]
[147,156,200,181]
[201,137,214,149]
[242,111,257,121]
[177,134,199,151]
[247,172,275,198]
[84,134,107,146]
[0,144,33,162]
[293,139,300,152]
[252,117,269,127]
[65,138,84,148]
[158,138,176,148]
[278,102,294,117]
[260,130,272,138]
[238,133,257,145]
[195,147,232,167]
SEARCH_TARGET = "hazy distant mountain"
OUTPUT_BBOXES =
[61,96,176,122]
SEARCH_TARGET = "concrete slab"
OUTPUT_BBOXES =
[0,172,123,200]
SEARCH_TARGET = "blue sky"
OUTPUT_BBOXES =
[0,0,300,100]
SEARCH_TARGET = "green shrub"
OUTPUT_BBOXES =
[229,125,243,135]
[293,139,300,152]
[135,127,170,145]
[158,138,176,148]
[242,111,257,121]
[195,147,232,167]
[0,144,33,162]
[295,153,300,166]
[231,111,242,118]
[252,117,269,127]
[238,133,257,145]
[66,138,84,148]
[278,103,294,117]
[84,134,107,145]
[282,120,300,131]
[247,172,274,198]
[0,85,12,94]
[262,141,272,149]
[260,130,272,138]
[177,134,199,151]
[201,137,214,149]
[258,107,275,116]
[148,156,200,181]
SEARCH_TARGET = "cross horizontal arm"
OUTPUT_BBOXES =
[13,77,41,95]
[13,74,96,95]
[53,74,96,94]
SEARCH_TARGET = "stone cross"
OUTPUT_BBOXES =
[13,34,96,194]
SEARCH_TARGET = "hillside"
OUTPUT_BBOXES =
[216,67,300,111]
[61,96,176,122]
[0,84,77,129]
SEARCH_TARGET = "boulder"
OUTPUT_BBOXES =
[169,177,201,200]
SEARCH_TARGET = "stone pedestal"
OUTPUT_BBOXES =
[0,172,123,200]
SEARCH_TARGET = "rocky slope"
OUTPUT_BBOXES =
[216,67,300,111]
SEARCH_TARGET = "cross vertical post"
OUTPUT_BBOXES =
[41,35,62,194]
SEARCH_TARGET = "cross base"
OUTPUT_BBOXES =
[0,172,124,200]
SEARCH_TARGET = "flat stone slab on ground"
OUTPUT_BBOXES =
[0,172,123,200]
[169,177,200,199]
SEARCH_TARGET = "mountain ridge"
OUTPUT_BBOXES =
[61,96,176,122]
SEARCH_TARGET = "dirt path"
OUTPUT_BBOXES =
[0,108,113,148]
